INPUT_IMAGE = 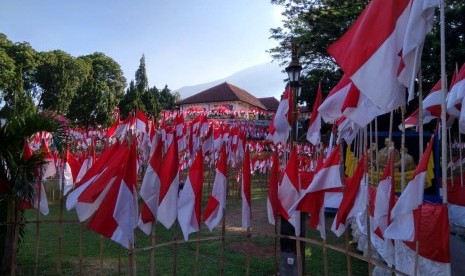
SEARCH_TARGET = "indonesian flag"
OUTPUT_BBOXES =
[138,139,163,235]
[446,65,463,118]
[456,69,465,133]
[397,0,440,101]
[272,86,292,142]
[404,79,443,128]
[318,75,351,123]
[336,117,360,145]
[41,139,56,179]
[278,146,301,235]
[61,150,81,196]
[157,136,180,230]
[395,204,450,275]
[328,0,412,112]
[306,82,323,145]
[202,124,214,157]
[135,109,148,134]
[384,135,434,241]
[331,154,368,237]
[267,150,282,225]
[76,144,96,183]
[105,111,121,138]
[70,145,129,223]
[267,116,289,145]
[87,140,138,249]
[294,145,342,239]
[177,150,204,241]
[341,83,385,128]
[372,151,396,266]
[241,147,251,229]
[203,144,228,231]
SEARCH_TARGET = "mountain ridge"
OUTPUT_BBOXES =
[175,62,287,101]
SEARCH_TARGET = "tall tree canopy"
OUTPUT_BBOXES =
[269,0,465,106]
[35,50,89,114]
[0,37,37,117]
[67,52,126,127]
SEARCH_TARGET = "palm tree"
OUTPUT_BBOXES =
[0,110,68,274]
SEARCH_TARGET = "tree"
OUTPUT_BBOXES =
[119,54,163,118]
[0,111,68,274]
[0,38,38,117]
[35,50,89,115]
[269,0,465,106]
[159,85,176,110]
[68,52,126,127]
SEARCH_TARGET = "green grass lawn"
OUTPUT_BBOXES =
[15,174,369,275]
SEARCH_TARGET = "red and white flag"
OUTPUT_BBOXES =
[318,75,351,123]
[341,83,384,128]
[384,136,434,241]
[446,65,463,118]
[138,139,163,235]
[328,0,412,112]
[61,150,81,196]
[331,154,368,237]
[135,109,148,135]
[266,150,281,225]
[294,145,342,239]
[271,86,292,143]
[203,144,228,231]
[86,140,138,248]
[41,139,56,179]
[397,0,440,101]
[372,151,396,266]
[306,82,323,145]
[177,150,204,241]
[395,204,450,275]
[157,136,180,230]
[278,146,301,235]
[404,79,442,128]
[241,147,251,229]
[69,143,129,222]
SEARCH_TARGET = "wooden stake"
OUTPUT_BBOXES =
[150,223,157,276]
[99,235,104,275]
[246,227,251,276]
[34,171,43,276]
[220,212,226,276]
[57,152,66,275]
[173,222,178,276]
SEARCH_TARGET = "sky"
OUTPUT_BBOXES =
[0,0,286,93]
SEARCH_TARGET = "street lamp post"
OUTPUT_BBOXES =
[279,42,305,276]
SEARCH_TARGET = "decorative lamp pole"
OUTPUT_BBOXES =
[280,42,305,276]
[285,43,302,143]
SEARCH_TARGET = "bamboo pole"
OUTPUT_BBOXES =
[57,152,66,275]
[401,105,406,191]
[194,230,201,276]
[448,128,455,187]
[34,170,43,276]
[149,223,157,276]
[11,199,20,276]
[340,140,352,276]
[246,227,251,276]
[79,223,83,276]
[99,236,104,275]
[459,134,463,186]
[172,222,178,276]
[220,212,226,276]
[364,127,373,276]
[440,0,448,205]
